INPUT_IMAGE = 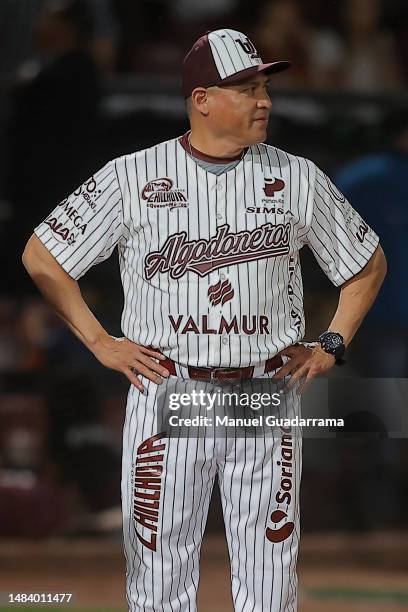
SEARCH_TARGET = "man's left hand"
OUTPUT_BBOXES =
[274,343,336,391]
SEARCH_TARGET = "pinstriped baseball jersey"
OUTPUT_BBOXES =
[34,135,379,367]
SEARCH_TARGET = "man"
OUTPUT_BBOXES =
[23,29,386,612]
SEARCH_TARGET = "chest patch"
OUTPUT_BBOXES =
[141,177,188,210]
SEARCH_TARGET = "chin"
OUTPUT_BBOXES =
[247,124,268,146]
[245,128,268,146]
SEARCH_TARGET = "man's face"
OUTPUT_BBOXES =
[205,73,273,146]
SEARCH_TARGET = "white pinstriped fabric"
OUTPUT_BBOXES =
[207,29,263,79]
[121,370,301,612]
[34,138,379,369]
[33,136,379,611]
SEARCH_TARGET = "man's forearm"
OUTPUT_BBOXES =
[22,234,109,350]
[327,245,387,346]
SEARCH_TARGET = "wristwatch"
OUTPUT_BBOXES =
[317,331,346,365]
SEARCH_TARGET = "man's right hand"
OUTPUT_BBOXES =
[92,334,170,393]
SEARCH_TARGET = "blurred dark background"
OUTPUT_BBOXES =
[0,0,407,539]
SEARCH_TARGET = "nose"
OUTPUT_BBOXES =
[257,96,272,111]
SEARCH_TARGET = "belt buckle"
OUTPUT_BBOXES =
[210,367,240,382]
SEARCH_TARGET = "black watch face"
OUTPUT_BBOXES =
[319,332,345,358]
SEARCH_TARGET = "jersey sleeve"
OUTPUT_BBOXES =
[305,164,379,286]
[34,160,124,280]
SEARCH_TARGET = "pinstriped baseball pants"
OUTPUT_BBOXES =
[121,367,302,611]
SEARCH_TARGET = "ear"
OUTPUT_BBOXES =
[191,87,209,116]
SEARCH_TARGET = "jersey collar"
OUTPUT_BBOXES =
[179,131,248,164]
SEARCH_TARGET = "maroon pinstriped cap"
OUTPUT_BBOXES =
[182,28,290,98]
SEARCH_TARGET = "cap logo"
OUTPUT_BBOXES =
[235,37,259,59]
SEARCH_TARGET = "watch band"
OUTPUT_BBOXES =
[317,331,346,365]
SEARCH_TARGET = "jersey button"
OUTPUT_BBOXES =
[222,337,229,345]
[216,213,223,220]
[220,273,226,280]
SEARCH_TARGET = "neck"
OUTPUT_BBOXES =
[189,128,245,160]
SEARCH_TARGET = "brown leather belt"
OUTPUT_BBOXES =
[161,354,283,383]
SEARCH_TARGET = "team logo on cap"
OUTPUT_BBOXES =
[235,36,260,60]
[141,177,188,210]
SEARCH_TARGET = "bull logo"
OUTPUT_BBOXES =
[265,510,294,543]
[264,178,285,198]
[142,178,173,200]
[208,279,234,306]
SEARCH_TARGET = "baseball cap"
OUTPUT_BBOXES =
[182,28,291,99]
